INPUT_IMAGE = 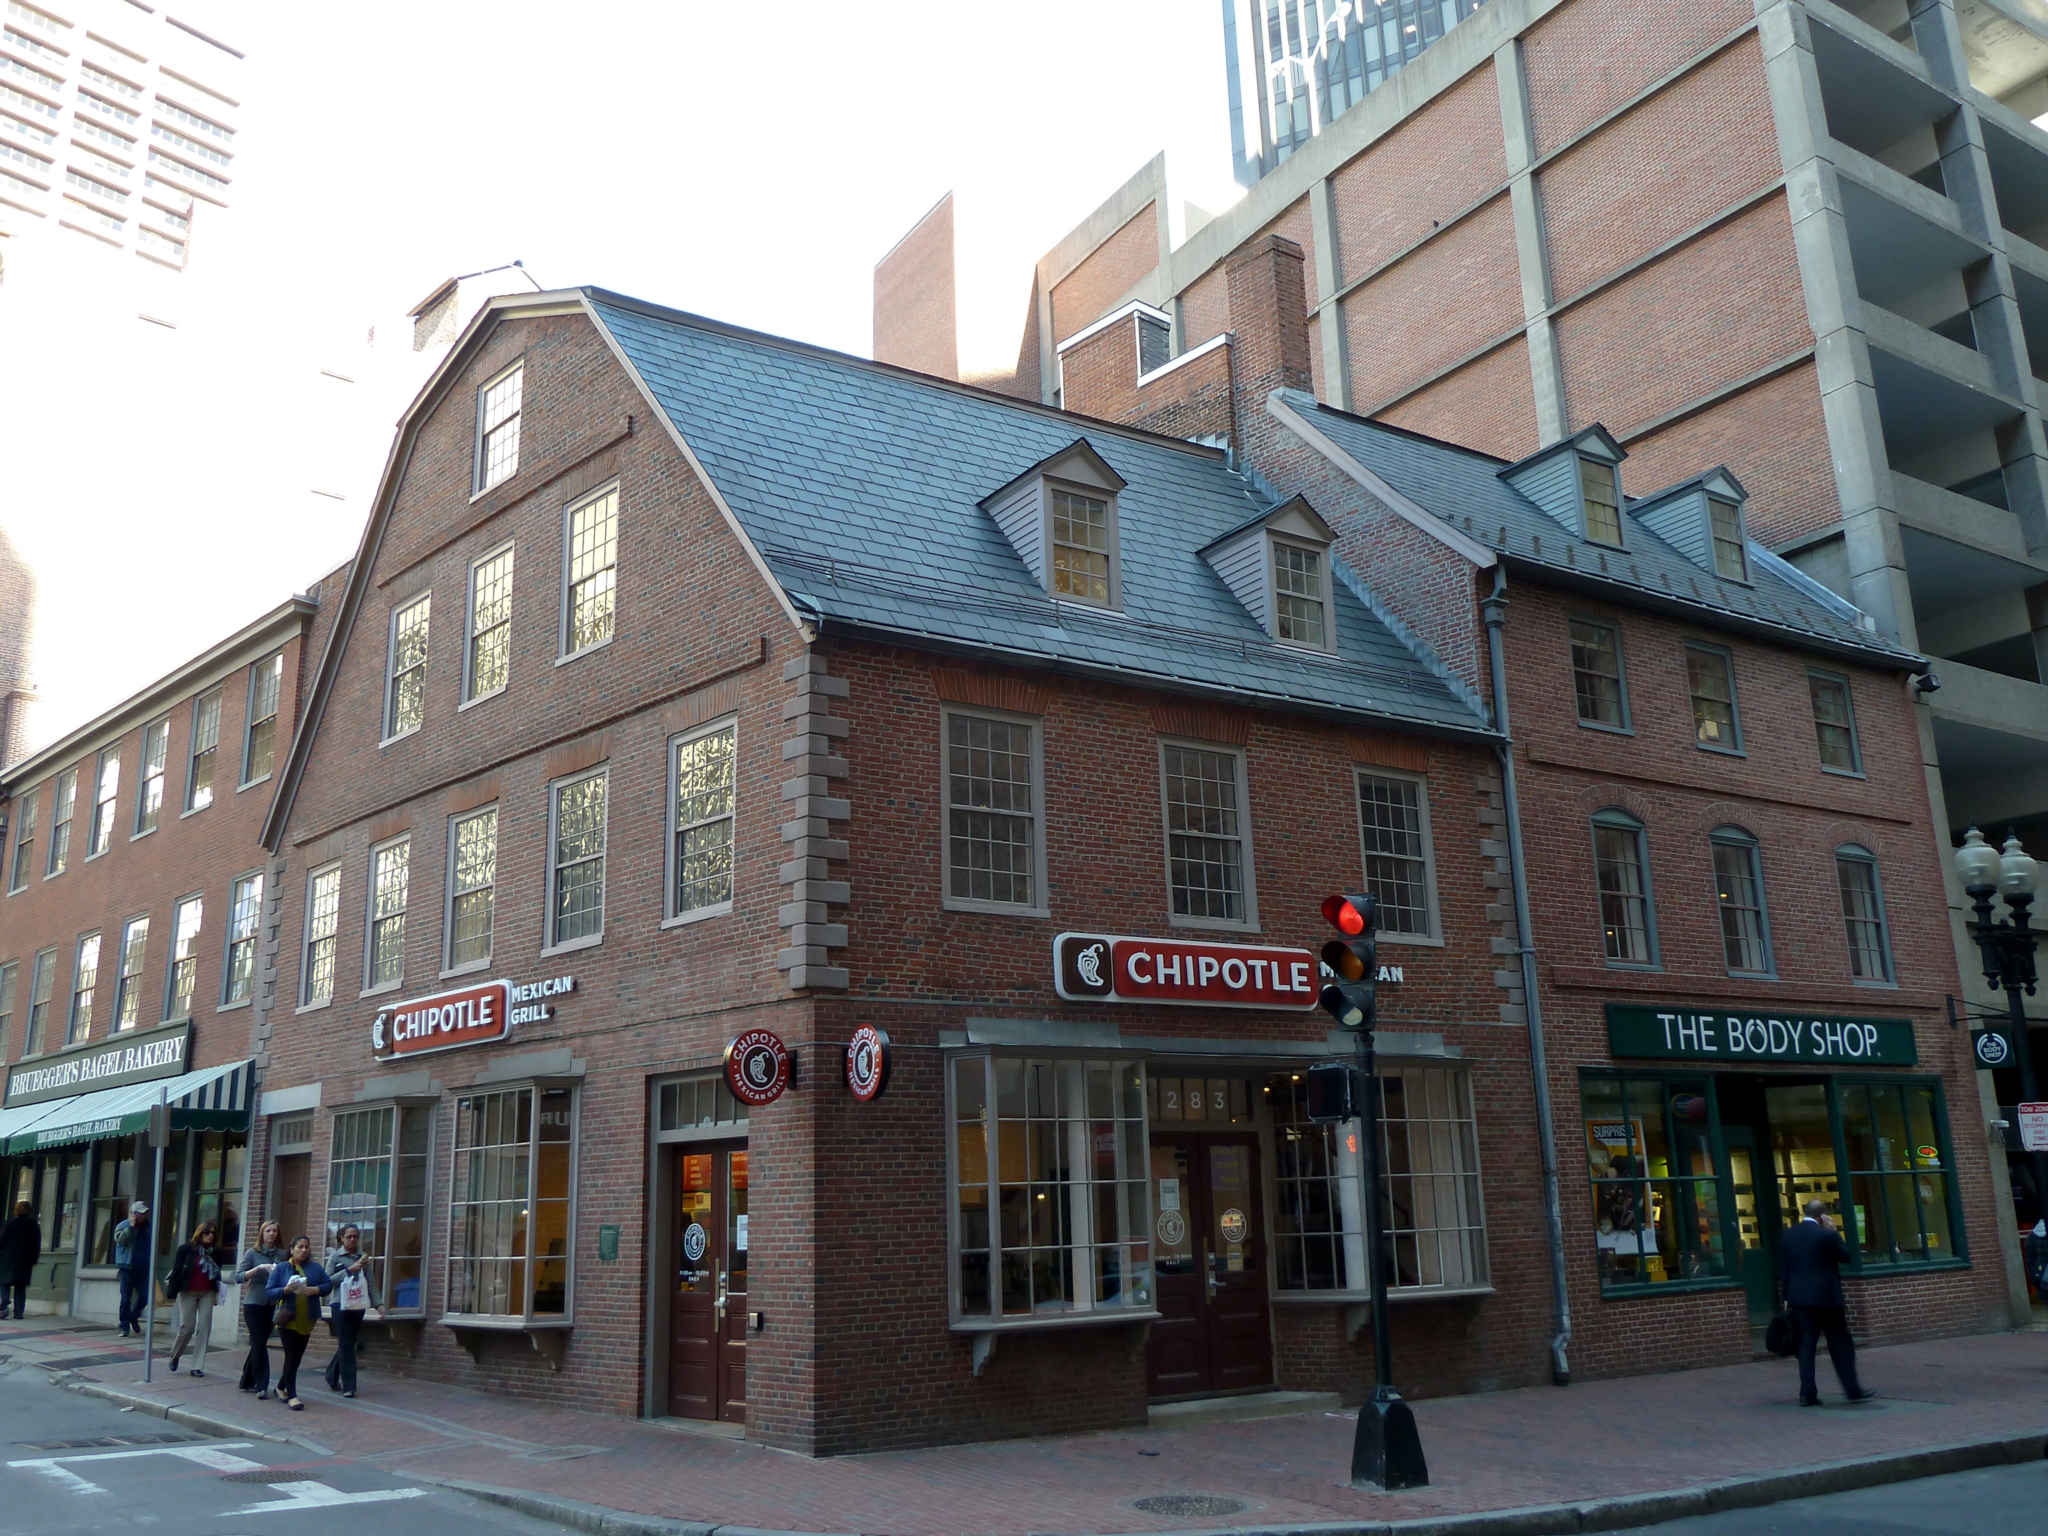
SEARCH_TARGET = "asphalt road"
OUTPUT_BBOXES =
[1610,1460,2048,1535]
[0,1360,567,1536]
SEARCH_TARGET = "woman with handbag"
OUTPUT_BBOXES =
[322,1224,377,1398]
[165,1219,223,1376]
[234,1221,288,1399]
[265,1235,331,1411]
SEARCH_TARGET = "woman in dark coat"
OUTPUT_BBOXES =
[0,1200,42,1319]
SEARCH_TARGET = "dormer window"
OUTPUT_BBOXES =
[1709,497,1748,582]
[1200,494,1339,651]
[1050,486,1113,605]
[979,438,1127,610]
[1271,539,1328,649]
[1580,458,1622,546]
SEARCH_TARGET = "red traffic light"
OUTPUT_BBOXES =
[1321,892,1376,936]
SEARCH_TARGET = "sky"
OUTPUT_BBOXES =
[0,0,1239,756]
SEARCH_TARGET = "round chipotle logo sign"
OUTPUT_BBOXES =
[845,1025,890,1102]
[724,1029,793,1107]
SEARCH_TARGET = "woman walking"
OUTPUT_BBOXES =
[234,1221,288,1399]
[165,1219,223,1376]
[323,1224,376,1398]
[265,1235,330,1411]
[0,1200,39,1319]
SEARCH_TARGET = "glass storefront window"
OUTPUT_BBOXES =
[447,1085,576,1323]
[87,1136,142,1265]
[1583,1073,1728,1290]
[326,1104,433,1315]
[188,1130,246,1261]
[1841,1082,1958,1265]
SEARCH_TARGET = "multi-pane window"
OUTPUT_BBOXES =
[1161,743,1251,925]
[1049,487,1112,606]
[474,363,522,494]
[1583,1072,1727,1290]
[464,543,514,702]
[1270,1067,1487,1294]
[301,865,340,1007]
[384,594,430,739]
[87,1135,143,1267]
[446,808,497,969]
[68,931,100,1043]
[549,769,607,946]
[367,839,410,989]
[186,689,221,811]
[1570,619,1628,728]
[24,947,54,1055]
[165,896,201,1020]
[1809,671,1862,774]
[326,1104,433,1315]
[135,719,167,834]
[113,915,148,1029]
[46,766,75,875]
[0,960,13,1057]
[1709,498,1748,582]
[1356,769,1437,939]
[1593,810,1655,965]
[1684,643,1740,752]
[1841,1082,1958,1265]
[1836,846,1893,983]
[668,723,736,919]
[944,711,1040,910]
[447,1085,575,1321]
[1580,458,1622,546]
[1710,829,1771,976]
[222,873,262,1005]
[241,653,282,784]
[1271,540,1327,648]
[8,786,34,891]
[87,748,119,857]
[562,487,618,656]
[949,1056,1153,1321]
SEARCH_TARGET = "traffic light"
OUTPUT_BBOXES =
[1319,892,1377,1031]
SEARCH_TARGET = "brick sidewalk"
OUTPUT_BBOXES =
[5,1317,2046,1535]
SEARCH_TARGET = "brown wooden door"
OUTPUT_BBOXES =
[1145,1133,1272,1398]
[273,1155,308,1252]
[667,1144,747,1422]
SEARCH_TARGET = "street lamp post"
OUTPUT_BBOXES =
[1954,828,2048,1248]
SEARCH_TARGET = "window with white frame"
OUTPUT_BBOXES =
[325,1103,432,1316]
[87,747,118,857]
[1355,769,1438,939]
[1049,486,1112,606]
[301,865,340,1008]
[464,543,514,703]
[67,930,99,1043]
[1160,742,1253,926]
[222,872,261,1005]
[1710,828,1771,976]
[445,807,496,970]
[185,689,221,812]
[366,838,409,989]
[561,486,618,657]
[1684,643,1741,752]
[949,1055,1153,1321]
[0,960,14,1057]
[1709,498,1748,583]
[447,1084,576,1322]
[1809,671,1862,775]
[8,788,34,891]
[384,594,430,740]
[1570,619,1628,729]
[24,947,54,1055]
[1593,810,1656,966]
[1269,1066,1487,1294]
[46,766,74,875]
[1836,846,1894,983]
[1580,457,1622,546]
[113,915,147,1029]
[165,895,200,1020]
[944,710,1042,911]
[474,363,522,494]
[668,722,735,919]
[135,719,167,835]
[241,652,282,784]
[548,768,607,947]
[1271,539,1328,650]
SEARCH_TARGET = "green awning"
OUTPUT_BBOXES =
[3,1059,253,1155]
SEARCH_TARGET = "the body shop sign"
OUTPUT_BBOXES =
[1055,932,1317,1009]
[373,979,510,1061]
[1606,1005,1916,1067]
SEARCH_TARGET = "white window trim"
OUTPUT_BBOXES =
[470,358,524,500]
[460,539,516,708]
[239,652,282,789]
[381,593,431,746]
[1836,845,1897,988]
[1569,615,1633,735]
[1591,810,1660,970]
[1708,496,1751,585]
[162,891,202,1022]
[1353,765,1443,946]
[442,1079,580,1328]
[219,868,263,1009]
[1267,532,1336,654]
[112,912,149,1032]
[23,945,56,1057]
[556,481,620,665]
[662,718,736,927]
[362,833,411,997]
[1157,736,1260,933]
[132,717,168,839]
[67,928,100,1043]
[442,805,498,977]
[544,765,608,955]
[1708,828,1775,979]
[939,705,1050,918]
[45,764,75,877]
[1577,454,1624,548]
[84,747,118,862]
[1040,475,1123,612]
[7,783,35,893]
[183,688,221,814]
[298,860,341,1013]
[1683,640,1744,756]
[1808,668,1865,778]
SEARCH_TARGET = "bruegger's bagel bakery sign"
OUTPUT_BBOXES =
[371,975,576,1061]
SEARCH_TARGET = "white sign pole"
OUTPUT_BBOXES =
[141,1091,168,1384]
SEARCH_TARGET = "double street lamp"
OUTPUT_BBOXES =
[1953,828,2048,1255]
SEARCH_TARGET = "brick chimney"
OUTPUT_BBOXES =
[1225,234,1312,464]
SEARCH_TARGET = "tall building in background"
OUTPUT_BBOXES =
[0,0,243,276]
[0,525,36,764]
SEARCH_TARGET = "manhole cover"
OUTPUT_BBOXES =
[1132,1494,1247,1517]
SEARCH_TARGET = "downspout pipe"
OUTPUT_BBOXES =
[1482,568,1573,1385]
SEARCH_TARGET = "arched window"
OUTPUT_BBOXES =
[1709,827,1772,976]
[1836,844,1894,983]
[1591,810,1656,966]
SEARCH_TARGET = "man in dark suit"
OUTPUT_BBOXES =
[1779,1198,1873,1406]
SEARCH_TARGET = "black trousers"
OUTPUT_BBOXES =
[1795,1304,1863,1400]
[1,1282,24,1317]
[277,1327,311,1401]
[238,1303,274,1391]
[324,1310,363,1393]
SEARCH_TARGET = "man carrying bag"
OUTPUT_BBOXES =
[1778,1199,1874,1407]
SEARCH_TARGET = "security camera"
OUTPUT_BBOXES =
[1913,670,1941,695]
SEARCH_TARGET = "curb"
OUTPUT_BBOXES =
[56,1373,334,1458]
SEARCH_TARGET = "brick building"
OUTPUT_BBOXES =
[0,587,331,1320]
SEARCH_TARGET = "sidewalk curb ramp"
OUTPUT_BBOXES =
[52,1372,2048,1536]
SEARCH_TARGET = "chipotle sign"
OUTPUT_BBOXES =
[372,979,511,1061]
[1053,932,1317,1010]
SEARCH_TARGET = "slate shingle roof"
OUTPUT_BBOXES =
[590,293,1494,736]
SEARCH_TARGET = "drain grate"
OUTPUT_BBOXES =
[17,1433,192,1451]
[1132,1493,1248,1517]
[32,1352,143,1370]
